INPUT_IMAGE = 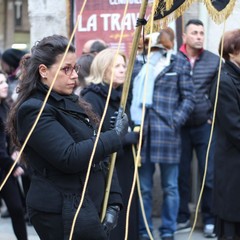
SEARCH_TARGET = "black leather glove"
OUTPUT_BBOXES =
[110,111,118,130]
[102,205,120,236]
[110,108,128,140]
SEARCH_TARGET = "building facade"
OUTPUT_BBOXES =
[0,0,30,52]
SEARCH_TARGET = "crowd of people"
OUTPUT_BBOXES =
[0,19,239,240]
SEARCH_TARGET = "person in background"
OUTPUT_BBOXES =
[74,53,95,95]
[82,39,108,55]
[7,34,129,240]
[131,28,176,126]
[75,40,108,95]
[210,29,240,240]
[1,53,32,222]
[131,32,159,82]
[81,48,139,240]
[11,53,31,102]
[0,71,28,240]
[130,31,165,117]
[16,53,33,225]
[1,48,26,101]
[176,19,219,238]
[90,41,108,55]
[132,27,195,240]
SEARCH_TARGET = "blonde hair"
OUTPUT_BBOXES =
[86,48,126,85]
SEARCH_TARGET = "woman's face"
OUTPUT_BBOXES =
[39,52,79,95]
[0,74,8,100]
[104,54,126,89]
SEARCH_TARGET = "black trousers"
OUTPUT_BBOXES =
[29,207,108,240]
[30,210,63,240]
[1,175,28,240]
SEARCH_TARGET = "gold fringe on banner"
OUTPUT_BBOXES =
[203,0,236,24]
[145,0,236,34]
[145,20,161,34]
[165,0,174,11]
[153,0,194,30]
[145,1,161,34]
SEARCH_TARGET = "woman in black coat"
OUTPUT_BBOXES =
[81,48,139,240]
[0,71,28,240]
[210,29,240,239]
[7,35,129,240]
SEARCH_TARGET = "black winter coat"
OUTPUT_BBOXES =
[16,82,123,215]
[82,83,138,240]
[210,61,240,222]
[0,102,18,178]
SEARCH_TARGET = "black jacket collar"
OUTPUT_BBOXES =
[32,82,87,117]
[225,61,240,80]
[81,83,122,102]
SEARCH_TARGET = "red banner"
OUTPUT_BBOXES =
[74,1,150,57]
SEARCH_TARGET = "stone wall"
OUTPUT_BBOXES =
[0,0,5,52]
[28,0,68,46]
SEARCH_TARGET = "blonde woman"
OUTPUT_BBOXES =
[82,48,139,240]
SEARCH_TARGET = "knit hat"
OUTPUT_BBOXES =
[1,48,26,70]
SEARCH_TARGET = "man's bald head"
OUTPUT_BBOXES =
[82,40,96,55]
[82,39,107,55]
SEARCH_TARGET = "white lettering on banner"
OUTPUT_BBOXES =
[78,13,139,32]
[100,13,138,31]
[122,13,137,30]
[100,13,111,31]
[78,14,97,32]
[109,0,141,5]
[111,14,121,30]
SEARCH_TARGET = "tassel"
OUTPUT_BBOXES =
[156,0,194,28]
[148,0,236,30]
[203,0,236,24]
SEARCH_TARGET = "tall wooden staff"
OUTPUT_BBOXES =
[101,0,149,221]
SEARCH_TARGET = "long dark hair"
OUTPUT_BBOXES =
[7,34,99,147]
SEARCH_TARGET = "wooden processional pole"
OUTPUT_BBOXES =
[101,0,149,221]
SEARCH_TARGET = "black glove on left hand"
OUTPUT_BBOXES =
[110,108,128,140]
[110,111,118,130]
[102,205,120,236]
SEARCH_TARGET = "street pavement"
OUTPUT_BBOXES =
[0,216,38,240]
[0,215,217,240]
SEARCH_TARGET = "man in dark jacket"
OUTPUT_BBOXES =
[176,19,219,238]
